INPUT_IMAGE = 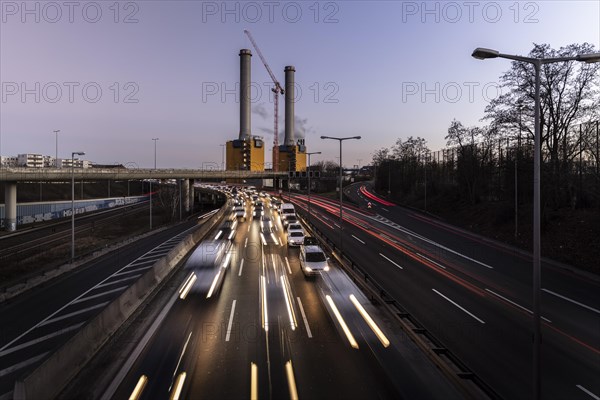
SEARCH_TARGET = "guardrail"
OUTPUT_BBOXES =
[295,208,503,400]
[13,200,231,400]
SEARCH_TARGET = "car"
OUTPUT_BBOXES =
[287,230,305,246]
[215,219,237,241]
[233,205,246,220]
[303,236,318,246]
[272,199,282,211]
[280,203,295,221]
[283,214,298,227]
[185,239,232,270]
[287,223,304,235]
[253,204,264,218]
[260,215,273,232]
[300,245,330,276]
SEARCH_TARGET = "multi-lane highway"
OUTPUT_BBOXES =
[278,182,599,400]
[105,196,463,400]
[3,184,598,400]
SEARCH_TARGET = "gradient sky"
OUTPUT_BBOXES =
[1,0,599,168]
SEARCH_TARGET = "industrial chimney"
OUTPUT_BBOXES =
[284,65,295,146]
[239,49,252,140]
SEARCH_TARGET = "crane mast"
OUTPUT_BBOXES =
[244,29,283,172]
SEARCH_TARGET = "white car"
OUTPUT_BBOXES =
[300,245,330,276]
[287,223,304,235]
[287,230,305,246]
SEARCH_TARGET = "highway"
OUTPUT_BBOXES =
[106,197,463,400]
[276,182,600,400]
[0,209,219,400]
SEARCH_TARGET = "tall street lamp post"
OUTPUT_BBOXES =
[220,144,226,170]
[306,151,321,224]
[472,47,600,400]
[71,151,85,261]
[320,135,361,256]
[150,138,159,229]
[53,130,60,168]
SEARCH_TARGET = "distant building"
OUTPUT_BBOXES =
[17,153,44,168]
[0,156,18,167]
[61,158,91,168]
[0,153,92,168]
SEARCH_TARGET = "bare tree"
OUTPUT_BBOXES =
[484,43,600,207]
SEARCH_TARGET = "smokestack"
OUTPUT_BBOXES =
[284,65,295,146]
[239,49,252,140]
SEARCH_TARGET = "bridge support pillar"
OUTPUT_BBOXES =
[182,179,190,213]
[188,179,194,213]
[4,181,17,231]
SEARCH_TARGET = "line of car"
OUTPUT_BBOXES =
[206,187,331,278]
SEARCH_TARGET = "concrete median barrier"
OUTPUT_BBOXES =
[13,203,230,400]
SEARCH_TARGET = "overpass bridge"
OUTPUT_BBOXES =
[1,168,289,231]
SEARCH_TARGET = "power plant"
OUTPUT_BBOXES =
[225,37,307,174]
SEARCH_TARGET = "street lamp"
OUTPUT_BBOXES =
[472,46,600,400]
[71,151,85,261]
[53,130,60,168]
[306,151,321,224]
[220,144,226,171]
[150,138,159,229]
[320,135,361,256]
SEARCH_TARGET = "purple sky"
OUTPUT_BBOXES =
[1,1,599,168]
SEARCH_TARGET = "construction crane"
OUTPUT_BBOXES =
[244,29,283,172]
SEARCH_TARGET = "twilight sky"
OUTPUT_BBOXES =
[1,1,599,168]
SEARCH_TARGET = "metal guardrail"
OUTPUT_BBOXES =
[295,208,503,400]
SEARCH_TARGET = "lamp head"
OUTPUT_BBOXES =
[472,47,499,60]
[577,53,600,63]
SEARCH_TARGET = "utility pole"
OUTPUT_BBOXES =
[53,130,60,167]
[150,138,159,229]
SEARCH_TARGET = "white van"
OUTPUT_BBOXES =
[280,203,295,222]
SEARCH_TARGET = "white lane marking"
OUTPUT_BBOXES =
[0,228,179,354]
[71,286,128,304]
[238,259,245,277]
[127,260,156,268]
[226,300,237,342]
[379,253,403,270]
[416,253,446,269]
[381,208,389,212]
[352,235,365,244]
[248,224,251,232]
[0,323,84,357]
[296,297,312,338]
[432,289,485,324]
[485,289,552,323]
[39,302,110,327]
[137,253,166,261]
[369,215,493,269]
[96,274,141,289]
[0,352,49,378]
[577,385,600,399]
[113,265,153,277]
[542,288,600,315]
[334,223,340,228]
[285,257,292,275]
[245,237,248,248]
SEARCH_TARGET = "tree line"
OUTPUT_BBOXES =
[372,43,600,213]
